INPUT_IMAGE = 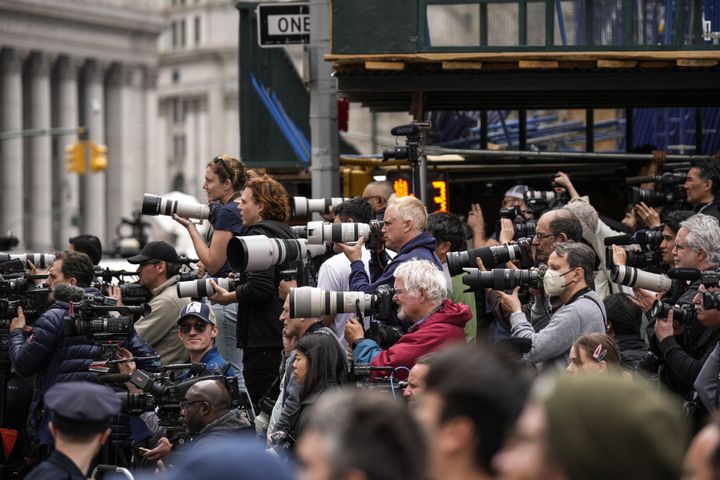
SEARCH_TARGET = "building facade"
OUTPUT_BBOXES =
[0,0,163,251]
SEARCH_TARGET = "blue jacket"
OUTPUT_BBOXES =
[9,293,159,445]
[176,346,237,382]
[348,231,440,294]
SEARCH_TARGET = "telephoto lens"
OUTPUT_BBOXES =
[305,221,371,245]
[289,286,375,318]
[70,315,135,337]
[0,253,55,269]
[292,197,346,217]
[447,244,523,277]
[226,235,332,272]
[291,225,308,238]
[141,193,210,220]
[610,266,672,293]
[176,277,241,298]
[461,268,542,291]
[628,187,673,208]
[524,189,569,203]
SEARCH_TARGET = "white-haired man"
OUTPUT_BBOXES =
[345,259,471,374]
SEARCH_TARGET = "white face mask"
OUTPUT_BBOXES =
[543,268,575,297]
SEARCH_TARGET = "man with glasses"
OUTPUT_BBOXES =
[175,302,236,380]
[362,180,394,221]
[127,241,190,365]
[531,209,583,266]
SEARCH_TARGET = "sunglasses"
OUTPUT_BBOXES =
[212,156,234,182]
[179,322,209,334]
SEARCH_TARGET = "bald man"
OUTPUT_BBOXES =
[362,181,394,220]
[181,379,251,446]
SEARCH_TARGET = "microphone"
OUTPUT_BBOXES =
[390,124,419,136]
[667,268,701,281]
[604,234,633,246]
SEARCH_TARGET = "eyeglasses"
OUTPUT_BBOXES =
[179,322,208,334]
[212,156,234,182]
[180,399,207,410]
[534,232,558,240]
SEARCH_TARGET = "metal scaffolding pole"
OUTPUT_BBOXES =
[424,146,713,162]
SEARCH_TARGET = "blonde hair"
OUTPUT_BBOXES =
[393,196,427,232]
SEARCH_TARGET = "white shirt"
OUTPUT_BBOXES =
[317,248,372,347]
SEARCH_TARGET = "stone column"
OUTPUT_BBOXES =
[185,98,198,199]
[0,49,27,247]
[106,63,146,244]
[80,60,107,245]
[26,52,54,252]
[55,55,81,246]
[147,71,167,196]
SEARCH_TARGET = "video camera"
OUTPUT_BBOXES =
[93,268,153,306]
[0,275,50,323]
[290,285,401,348]
[447,239,533,277]
[106,366,250,447]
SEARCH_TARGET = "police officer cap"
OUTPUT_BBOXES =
[45,382,121,435]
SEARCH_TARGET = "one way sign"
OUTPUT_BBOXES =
[257,3,310,47]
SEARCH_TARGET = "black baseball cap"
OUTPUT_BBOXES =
[127,241,180,264]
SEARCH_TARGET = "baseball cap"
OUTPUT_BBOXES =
[45,382,121,435]
[504,185,528,199]
[177,301,215,325]
[127,241,180,264]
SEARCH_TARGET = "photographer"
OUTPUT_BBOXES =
[336,196,441,325]
[267,297,334,439]
[173,155,247,383]
[684,158,720,221]
[345,259,470,374]
[426,212,478,341]
[647,214,720,400]
[362,180,394,221]
[316,197,373,346]
[692,283,720,412]
[467,184,532,248]
[209,173,296,407]
[8,251,158,449]
[127,241,190,366]
[495,243,606,371]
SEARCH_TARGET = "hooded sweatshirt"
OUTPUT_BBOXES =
[353,299,471,374]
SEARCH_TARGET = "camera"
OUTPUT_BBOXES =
[605,246,662,271]
[306,220,384,250]
[290,285,395,322]
[176,277,241,298]
[141,193,210,221]
[628,186,686,208]
[649,300,695,325]
[610,266,672,293]
[292,197,346,217]
[499,206,526,220]
[226,235,332,273]
[0,253,55,269]
[119,283,152,306]
[112,367,250,447]
[447,239,531,277]
[513,221,536,240]
[0,276,50,323]
[63,298,147,343]
[667,267,720,288]
[626,171,688,186]
[702,292,720,310]
[523,188,569,213]
[462,265,547,291]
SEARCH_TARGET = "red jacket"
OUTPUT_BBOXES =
[370,299,471,373]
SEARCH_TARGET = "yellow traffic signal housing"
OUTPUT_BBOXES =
[65,142,85,174]
[90,142,108,172]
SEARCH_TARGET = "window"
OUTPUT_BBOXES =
[180,19,186,47]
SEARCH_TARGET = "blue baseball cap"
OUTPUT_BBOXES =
[177,301,215,325]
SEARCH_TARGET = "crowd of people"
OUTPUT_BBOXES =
[5,152,720,479]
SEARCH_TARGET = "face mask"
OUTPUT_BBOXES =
[543,269,575,297]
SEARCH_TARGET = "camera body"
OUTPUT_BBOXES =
[628,185,687,209]
[649,300,696,326]
[513,221,536,241]
[523,188,569,214]
[0,276,50,322]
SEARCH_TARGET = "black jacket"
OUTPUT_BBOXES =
[235,220,297,349]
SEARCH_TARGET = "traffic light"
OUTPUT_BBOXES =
[90,142,108,172]
[65,142,85,174]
